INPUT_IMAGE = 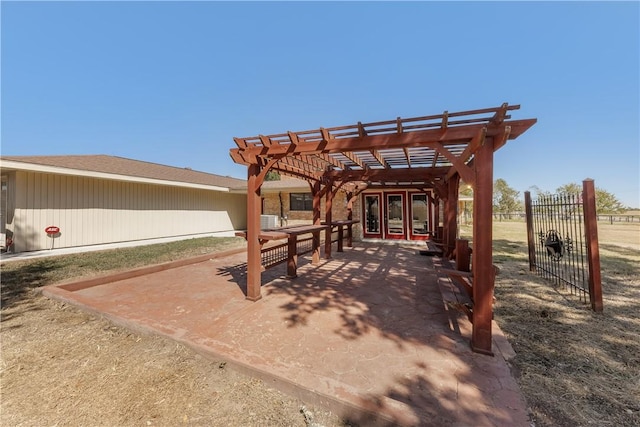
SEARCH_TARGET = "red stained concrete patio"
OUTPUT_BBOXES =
[43,243,529,426]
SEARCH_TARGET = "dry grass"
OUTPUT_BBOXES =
[1,237,344,427]
[468,220,640,427]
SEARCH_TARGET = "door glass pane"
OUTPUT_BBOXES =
[387,195,404,234]
[364,195,379,233]
[411,194,428,235]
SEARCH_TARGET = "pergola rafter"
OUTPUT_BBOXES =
[314,153,350,171]
[341,151,368,170]
[230,103,536,355]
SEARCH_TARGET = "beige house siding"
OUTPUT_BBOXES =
[9,170,246,252]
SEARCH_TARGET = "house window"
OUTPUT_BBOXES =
[290,193,313,211]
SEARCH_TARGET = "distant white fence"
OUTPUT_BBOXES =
[489,213,639,223]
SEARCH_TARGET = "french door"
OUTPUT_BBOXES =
[384,192,406,240]
[362,191,434,241]
[363,193,382,239]
[409,192,431,240]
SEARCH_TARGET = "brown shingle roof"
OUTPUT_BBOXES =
[261,177,309,191]
[1,155,246,189]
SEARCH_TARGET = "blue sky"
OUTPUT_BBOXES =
[2,1,639,207]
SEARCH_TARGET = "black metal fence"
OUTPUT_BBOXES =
[526,193,589,300]
[524,180,603,311]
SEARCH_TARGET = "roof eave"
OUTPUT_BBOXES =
[0,159,231,192]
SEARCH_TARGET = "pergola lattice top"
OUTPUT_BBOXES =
[230,103,536,190]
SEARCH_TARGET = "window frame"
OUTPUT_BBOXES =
[289,192,313,211]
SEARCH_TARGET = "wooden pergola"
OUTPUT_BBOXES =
[230,103,536,354]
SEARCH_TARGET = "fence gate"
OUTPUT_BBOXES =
[524,179,603,312]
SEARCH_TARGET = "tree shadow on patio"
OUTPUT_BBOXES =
[209,242,530,425]
[255,243,523,424]
[343,359,526,426]
[264,244,456,348]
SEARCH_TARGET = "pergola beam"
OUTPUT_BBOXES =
[230,119,537,161]
[326,166,450,182]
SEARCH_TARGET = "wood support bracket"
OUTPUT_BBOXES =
[492,125,512,152]
[435,143,475,185]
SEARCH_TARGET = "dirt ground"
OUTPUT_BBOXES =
[0,291,345,427]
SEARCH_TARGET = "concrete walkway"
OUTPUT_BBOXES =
[42,243,530,426]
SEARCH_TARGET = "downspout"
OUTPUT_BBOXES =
[278,191,287,226]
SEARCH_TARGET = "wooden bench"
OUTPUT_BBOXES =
[437,265,500,323]
[235,230,288,243]
[321,219,360,252]
[236,225,328,278]
[420,240,443,257]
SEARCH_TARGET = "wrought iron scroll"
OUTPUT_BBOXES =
[526,192,589,302]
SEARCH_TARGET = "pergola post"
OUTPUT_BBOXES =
[444,175,460,257]
[246,163,262,301]
[433,196,441,239]
[471,137,495,355]
[324,180,333,259]
[311,180,322,264]
[346,191,357,246]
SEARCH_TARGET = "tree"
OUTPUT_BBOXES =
[555,183,581,195]
[264,171,281,181]
[528,185,551,197]
[595,188,626,213]
[459,182,474,224]
[493,179,521,216]
[459,182,473,197]
[556,182,626,214]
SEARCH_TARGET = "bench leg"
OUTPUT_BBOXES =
[312,231,320,264]
[287,235,298,279]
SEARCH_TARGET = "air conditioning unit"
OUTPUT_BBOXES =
[260,215,279,230]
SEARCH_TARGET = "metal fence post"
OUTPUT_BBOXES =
[524,191,536,271]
